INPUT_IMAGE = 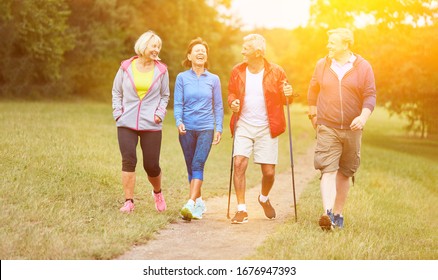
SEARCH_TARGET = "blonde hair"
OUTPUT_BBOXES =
[243,34,266,55]
[134,31,162,56]
[327,28,354,47]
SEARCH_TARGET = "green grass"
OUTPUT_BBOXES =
[3,102,435,260]
[249,108,438,259]
[0,101,312,259]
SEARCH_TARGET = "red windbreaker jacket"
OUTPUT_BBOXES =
[227,59,292,138]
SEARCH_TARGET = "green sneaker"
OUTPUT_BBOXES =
[180,203,194,222]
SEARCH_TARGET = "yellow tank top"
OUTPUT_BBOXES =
[132,59,154,99]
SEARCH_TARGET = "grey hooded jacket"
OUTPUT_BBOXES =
[112,56,170,131]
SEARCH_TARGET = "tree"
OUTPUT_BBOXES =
[307,0,438,137]
[0,0,74,98]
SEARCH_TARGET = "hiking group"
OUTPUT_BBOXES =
[111,28,376,231]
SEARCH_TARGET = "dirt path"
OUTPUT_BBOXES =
[117,145,318,260]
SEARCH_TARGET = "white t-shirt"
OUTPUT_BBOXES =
[240,68,268,126]
[330,54,357,80]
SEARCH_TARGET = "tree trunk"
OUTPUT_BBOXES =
[427,119,438,139]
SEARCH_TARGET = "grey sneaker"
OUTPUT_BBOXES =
[258,196,276,219]
[319,209,335,231]
[192,201,206,220]
[231,211,248,224]
[334,214,344,229]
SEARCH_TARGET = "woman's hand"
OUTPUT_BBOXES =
[154,115,162,124]
[178,123,187,135]
[212,131,222,145]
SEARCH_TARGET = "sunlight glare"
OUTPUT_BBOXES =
[230,0,311,30]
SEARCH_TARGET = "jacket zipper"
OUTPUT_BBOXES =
[134,69,164,130]
[330,66,354,129]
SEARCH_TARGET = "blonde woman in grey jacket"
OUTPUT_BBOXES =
[112,31,170,213]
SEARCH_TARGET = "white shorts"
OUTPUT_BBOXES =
[233,119,278,164]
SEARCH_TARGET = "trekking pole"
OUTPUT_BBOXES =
[284,81,298,222]
[226,114,237,219]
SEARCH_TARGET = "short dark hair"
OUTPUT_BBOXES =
[182,37,209,68]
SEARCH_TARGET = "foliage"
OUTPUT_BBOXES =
[0,0,74,98]
[63,0,128,100]
[363,24,438,138]
[306,0,438,138]
[0,0,437,136]
[309,0,436,28]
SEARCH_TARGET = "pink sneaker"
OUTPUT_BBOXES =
[152,191,167,212]
[120,200,134,213]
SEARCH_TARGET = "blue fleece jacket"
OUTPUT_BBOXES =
[174,69,223,132]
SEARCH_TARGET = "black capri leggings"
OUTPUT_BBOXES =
[117,127,162,177]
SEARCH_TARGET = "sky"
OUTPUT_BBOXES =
[229,0,312,30]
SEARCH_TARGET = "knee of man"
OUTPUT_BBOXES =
[263,169,275,179]
[233,157,247,172]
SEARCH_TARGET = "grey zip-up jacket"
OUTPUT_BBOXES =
[307,54,376,130]
[112,56,170,131]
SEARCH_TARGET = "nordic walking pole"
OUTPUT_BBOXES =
[227,114,237,219]
[284,81,298,222]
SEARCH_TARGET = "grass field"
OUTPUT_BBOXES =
[249,108,438,260]
[0,101,312,259]
[1,102,436,259]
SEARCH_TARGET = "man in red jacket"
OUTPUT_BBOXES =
[227,34,293,224]
[307,28,376,230]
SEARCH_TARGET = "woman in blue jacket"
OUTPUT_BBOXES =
[174,38,224,221]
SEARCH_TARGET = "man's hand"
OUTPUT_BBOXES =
[350,108,372,131]
[283,82,293,97]
[350,115,367,131]
[231,99,240,113]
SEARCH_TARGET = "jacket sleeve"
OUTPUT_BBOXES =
[361,62,377,112]
[213,75,224,133]
[173,73,184,127]
[112,68,124,121]
[155,70,170,121]
[227,69,238,106]
[307,63,320,106]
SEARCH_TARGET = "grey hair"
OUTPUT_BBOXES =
[243,33,266,55]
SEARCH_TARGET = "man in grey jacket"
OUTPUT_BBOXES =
[307,28,376,230]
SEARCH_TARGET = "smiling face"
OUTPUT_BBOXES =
[144,37,161,61]
[241,41,259,63]
[327,33,348,59]
[188,43,208,67]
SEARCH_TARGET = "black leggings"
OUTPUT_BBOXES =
[117,127,162,177]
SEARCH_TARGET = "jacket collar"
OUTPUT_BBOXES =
[325,53,364,67]
[121,56,167,73]
[236,58,272,73]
